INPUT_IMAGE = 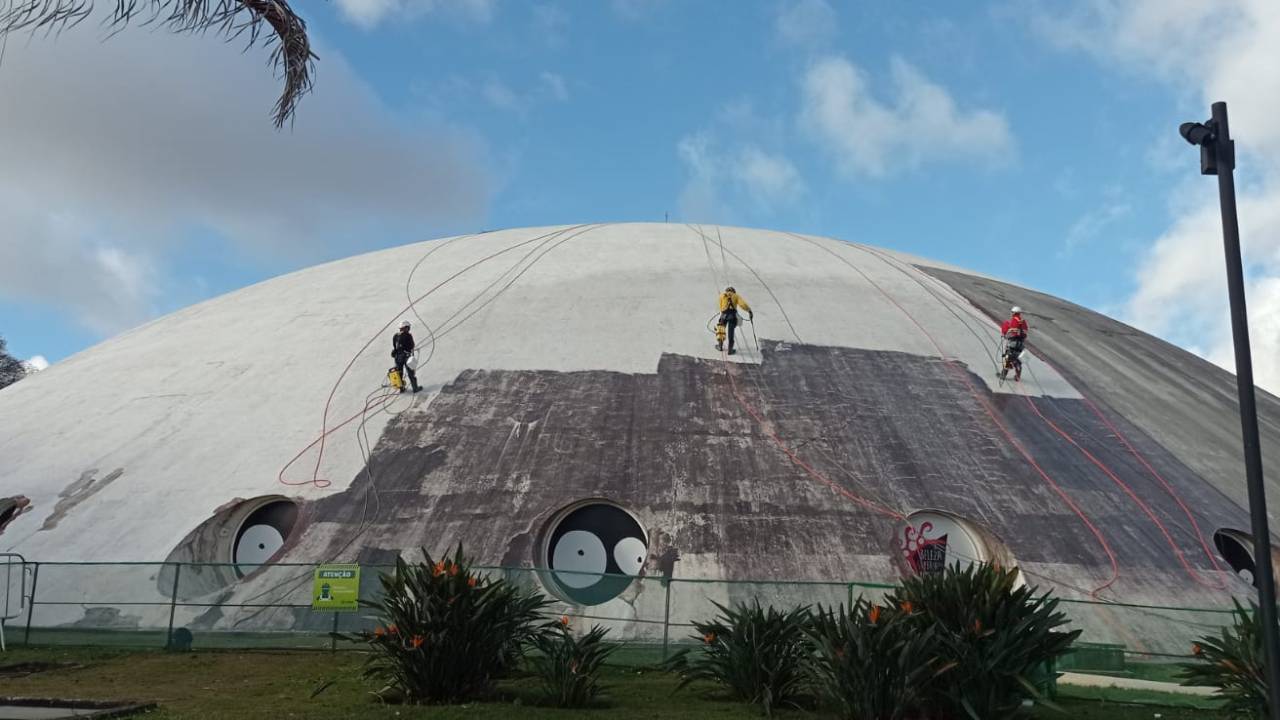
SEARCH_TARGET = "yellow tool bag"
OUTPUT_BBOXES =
[387,367,404,390]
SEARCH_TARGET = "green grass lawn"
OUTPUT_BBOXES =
[0,646,1230,719]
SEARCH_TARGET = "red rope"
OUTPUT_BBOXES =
[281,227,587,489]
[277,392,395,488]
[1027,355,1229,590]
[719,347,906,521]
[1018,387,1225,590]
[788,237,1120,598]
[839,236,1224,594]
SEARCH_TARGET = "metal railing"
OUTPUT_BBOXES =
[0,554,31,650]
[10,559,1240,669]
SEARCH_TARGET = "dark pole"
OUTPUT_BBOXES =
[1197,101,1280,716]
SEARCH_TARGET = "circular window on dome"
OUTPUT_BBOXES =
[159,495,301,597]
[539,501,648,605]
[896,510,1015,577]
[234,500,299,576]
[1215,528,1263,587]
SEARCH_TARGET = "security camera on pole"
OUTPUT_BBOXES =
[1180,101,1280,719]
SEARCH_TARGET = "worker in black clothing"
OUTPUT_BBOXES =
[392,321,423,393]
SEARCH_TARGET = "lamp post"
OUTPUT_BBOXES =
[1180,101,1280,717]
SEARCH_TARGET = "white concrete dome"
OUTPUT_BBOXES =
[0,223,1273,652]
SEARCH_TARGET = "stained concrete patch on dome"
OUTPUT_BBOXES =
[281,342,1242,604]
[920,266,1264,517]
[63,607,140,629]
[40,469,122,531]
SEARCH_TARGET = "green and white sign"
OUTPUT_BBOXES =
[312,564,361,612]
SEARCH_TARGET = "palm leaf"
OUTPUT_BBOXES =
[0,0,315,127]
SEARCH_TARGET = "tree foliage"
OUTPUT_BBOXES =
[0,1,315,127]
[0,335,27,390]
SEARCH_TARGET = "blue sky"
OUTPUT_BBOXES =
[3,0,1279,388]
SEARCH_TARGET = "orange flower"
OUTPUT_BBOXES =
[900,601,914,614]
[411,635,424,649]
[388,624,399,635]
[560,615,571,627]
[973,619,983,634]
[868,605,882,625]
[467,576,478,588]
[373,627,386,638]
[1192,643,1203,656]
[703,632,716,644]
[432,561,445,576]
[449,563,460,576]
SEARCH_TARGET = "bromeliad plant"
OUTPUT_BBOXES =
[806,598,954,720]
[344,545,553,704]
[664,600,812,716]
[1180,599,1268,717]
[888,562,1079,719]
[529,616,617,708]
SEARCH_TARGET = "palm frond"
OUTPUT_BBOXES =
[0,0,315,127]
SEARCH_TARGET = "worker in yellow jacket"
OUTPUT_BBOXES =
[715,286,753,355]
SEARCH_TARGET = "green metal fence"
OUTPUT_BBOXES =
[3,559,1241,673]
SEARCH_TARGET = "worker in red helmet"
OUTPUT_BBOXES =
[714,286,753,355]
[999,306,1029,382]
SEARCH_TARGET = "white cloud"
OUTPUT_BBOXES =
[1124,190,1280,389]
[335,0,495,29]
[799,55,1014,177]
[0,24,489,335]
[477,72,568,114]
[1031,1,1280,170]
[1031,1,1280,391]
[1062,200,1131,255]
[677,132,727,221]
[776,0,837,47]
[539,72,570,102]
[736,146,805,209]
[676,133,804,221]
[25,356,48,372]
[481,77,527,113]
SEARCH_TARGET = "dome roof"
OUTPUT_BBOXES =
[1,223,1272,650]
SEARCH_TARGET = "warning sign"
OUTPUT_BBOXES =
[312,564,361,612]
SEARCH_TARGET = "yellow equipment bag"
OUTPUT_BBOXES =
[387,367,404,390]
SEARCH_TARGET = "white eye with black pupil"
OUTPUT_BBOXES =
[235,524,284,568]
[552,530,606,588]
[613,537,646,575]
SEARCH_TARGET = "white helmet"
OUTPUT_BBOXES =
[1011,306,1022,315]
[399,320,411,330]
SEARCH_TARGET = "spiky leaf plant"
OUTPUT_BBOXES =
[888,562,1079,719]
[664,600,812,716]
[529,617,617,708]
[1180,599,1268,717]
[343,545,553,704]
[807,598,954,720]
